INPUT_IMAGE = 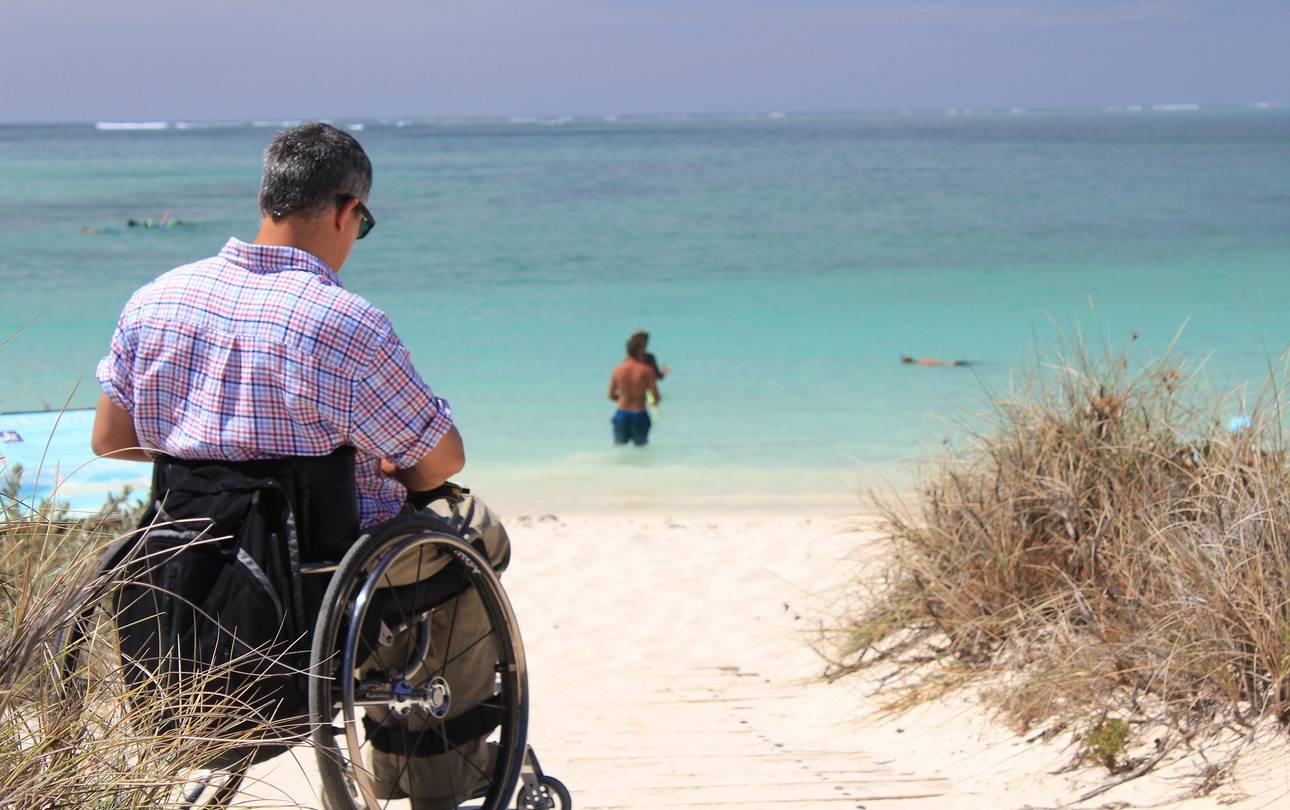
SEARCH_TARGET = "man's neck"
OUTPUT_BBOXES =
[253,217,340,273]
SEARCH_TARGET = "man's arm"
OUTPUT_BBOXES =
[608,371,621,402]
[349,316,469,494]
[383,424,465,491]
[90,393,152,461]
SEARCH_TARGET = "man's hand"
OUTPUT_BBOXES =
[91,393,152,461]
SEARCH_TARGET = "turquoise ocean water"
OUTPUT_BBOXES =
[3,110,1290,514]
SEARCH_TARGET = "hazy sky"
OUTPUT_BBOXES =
[5,0,1288,123]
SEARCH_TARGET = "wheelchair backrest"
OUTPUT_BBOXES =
[109,447,361,768]
[147,446,361,562]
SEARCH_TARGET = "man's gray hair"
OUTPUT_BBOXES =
[258,123,372,220]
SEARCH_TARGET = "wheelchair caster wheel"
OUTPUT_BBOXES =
[516,775,571,810]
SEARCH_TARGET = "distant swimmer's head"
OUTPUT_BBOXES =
[900,355,914,364]
[627,332,648,361]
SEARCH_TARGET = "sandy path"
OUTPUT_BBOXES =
[239,512,1290,809]
[508,513,945,810]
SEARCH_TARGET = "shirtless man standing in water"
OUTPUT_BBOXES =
[609,333,661,446]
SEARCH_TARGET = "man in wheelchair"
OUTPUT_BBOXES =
[87,123,553,810]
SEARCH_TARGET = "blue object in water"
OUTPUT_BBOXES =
[0,409,149,513]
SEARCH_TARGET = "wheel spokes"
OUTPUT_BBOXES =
[319,529,525,810]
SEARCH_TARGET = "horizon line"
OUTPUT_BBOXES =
[2,99,1286,128]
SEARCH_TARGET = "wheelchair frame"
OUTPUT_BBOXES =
[57,512,569,810]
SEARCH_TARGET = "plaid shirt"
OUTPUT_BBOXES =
[97,237,453,528]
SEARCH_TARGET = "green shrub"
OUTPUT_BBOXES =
[1086,716,1130,770]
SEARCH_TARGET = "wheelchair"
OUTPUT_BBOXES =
[55,451,570,810]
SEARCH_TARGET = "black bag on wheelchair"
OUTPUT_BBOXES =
[113,449,360,769]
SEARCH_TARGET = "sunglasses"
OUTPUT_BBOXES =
[337,194,376,239]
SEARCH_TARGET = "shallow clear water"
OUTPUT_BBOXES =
[3,111,1290,512]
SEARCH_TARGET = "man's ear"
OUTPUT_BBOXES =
[333,198,354,233]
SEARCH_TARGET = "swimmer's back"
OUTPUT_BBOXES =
[612,358,656,411]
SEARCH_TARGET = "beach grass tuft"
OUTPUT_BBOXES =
[830,331,1290,783]
[0,467,290,808]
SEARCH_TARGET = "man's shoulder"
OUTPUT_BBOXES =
[307,285,393,338]
[615,358,655,379]
[277,281,400,365]
[123,254,223,308]
[124,254,394,345]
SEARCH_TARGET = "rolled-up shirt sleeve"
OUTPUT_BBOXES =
[347,327,454,469]
[95,320,135,412]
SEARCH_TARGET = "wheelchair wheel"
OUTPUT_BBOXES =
[311,515,528,810]
[516,776,572,810]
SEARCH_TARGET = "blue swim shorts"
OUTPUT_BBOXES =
[612,409,651,446]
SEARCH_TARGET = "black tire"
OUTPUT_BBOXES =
[54,551,128,702]
[516,776,572,810]
[54,600,101,701]
[310,514,528,810]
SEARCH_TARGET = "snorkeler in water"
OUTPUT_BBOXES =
[126,211,184,230]
[901,354,971,367]
[87,213,185,234]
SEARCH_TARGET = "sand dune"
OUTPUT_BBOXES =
[240,512,1290,809]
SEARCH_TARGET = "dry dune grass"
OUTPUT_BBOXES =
[831,335,1290,786]
[0,469,288,809]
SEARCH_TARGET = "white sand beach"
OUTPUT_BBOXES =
[238,511,1290,809]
